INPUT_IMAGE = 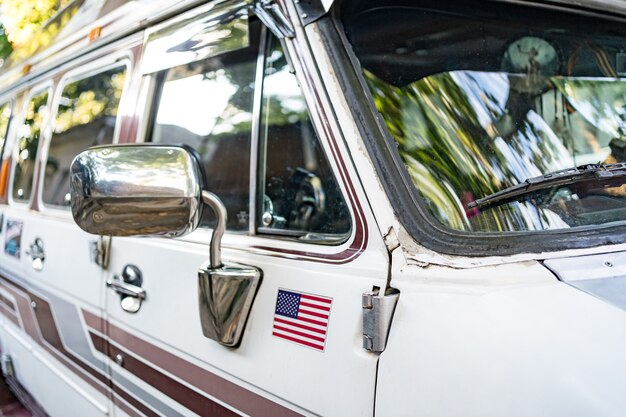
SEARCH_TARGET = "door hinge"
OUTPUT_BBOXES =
[253,0,295,39]
[362,288,400,353]
[294,0,327,26]
[90,236,111,269]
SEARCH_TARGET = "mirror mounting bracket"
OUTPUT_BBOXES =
[199,191,262,348]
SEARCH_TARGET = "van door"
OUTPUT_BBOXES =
[96,4,390,416]
[0,53,132,416]
[1,84,113,417]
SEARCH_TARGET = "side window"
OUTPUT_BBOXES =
[13,90,49,202]
[0,101,12,198]
[150,22,260,231]
[43,65,127,207]
[258,36,351,239]
[0,101,12,157]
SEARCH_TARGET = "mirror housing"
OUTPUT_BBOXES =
[70,145,204,238]
[70,144,262,348]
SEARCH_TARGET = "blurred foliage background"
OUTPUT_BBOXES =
[0,0,76,64]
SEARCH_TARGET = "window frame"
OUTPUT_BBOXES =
[254,30,352,244]
[0,98,15,159]
[9,82,53,207]
[138,7,354,245]
[0,96,15,199]
[38,54,132,213]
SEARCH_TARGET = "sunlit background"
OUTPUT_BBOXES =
[0,0,74,65]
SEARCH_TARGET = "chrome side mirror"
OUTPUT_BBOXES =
[70,145,204,238]
[70,144,261,347]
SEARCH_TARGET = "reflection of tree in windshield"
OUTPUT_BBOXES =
[366,69,626,232]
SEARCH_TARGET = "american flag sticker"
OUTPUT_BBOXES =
[272,289,332,352]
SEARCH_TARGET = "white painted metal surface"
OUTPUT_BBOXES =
[376,260,626,417]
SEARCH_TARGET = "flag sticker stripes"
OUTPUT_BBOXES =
[272,289,332,351]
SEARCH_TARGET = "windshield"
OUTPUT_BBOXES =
[344,1,626,233]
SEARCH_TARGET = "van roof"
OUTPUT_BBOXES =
[0,0,207,94]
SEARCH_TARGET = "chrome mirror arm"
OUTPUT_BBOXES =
[199,191,262,348]
[201,191,227,269]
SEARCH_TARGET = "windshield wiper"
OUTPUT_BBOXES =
[467,163,626,209]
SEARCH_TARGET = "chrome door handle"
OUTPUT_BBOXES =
[108,265,145,313]
[26,238,45,271]
[106,278,146,300]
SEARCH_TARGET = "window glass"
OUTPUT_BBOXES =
[345,1,626,233]
[258,36,351,240]
[13,91,48,201]
[0,102,12,158]
[44,65,126,207]
[150,22,259,231]
[0,101,12,198]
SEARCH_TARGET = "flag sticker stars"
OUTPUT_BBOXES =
[272,289,332,352]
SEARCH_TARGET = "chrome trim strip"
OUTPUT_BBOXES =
[141,1,250,75]
[249,26,268,235]
[545,252,626,311]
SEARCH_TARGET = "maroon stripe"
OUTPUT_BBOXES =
[0,276,114,403]
[0,274,170,417]
[253,27,369,265]
[84,310,301,417]
[0,304,19,327]
[83,310,102,331]
[273,317,325,334]
[273,325,325,343]
[0,293,16,311]
[5,284,109,395]
[297,316,327,327]
[272,332,323,351]
[90,332,239,417]
[0,282,42,343]
[28,293,109,387]
[298,309,327,319]
[292,41,369,260]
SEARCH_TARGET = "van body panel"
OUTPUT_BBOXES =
[377,259,626,416]
[0,27,143,417]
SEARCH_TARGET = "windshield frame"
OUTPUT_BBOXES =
[325,0,626,256]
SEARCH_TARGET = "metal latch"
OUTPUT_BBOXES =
[89,236,111,269]
[253,0,295,39]
[362,288,400,353]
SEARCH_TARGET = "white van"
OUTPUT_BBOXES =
[0,0,625,416]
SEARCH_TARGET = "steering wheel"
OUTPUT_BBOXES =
[288,168,326,230]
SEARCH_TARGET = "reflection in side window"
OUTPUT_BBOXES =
[0,102,12,157]
[259,36,351,240]
[347,5,626,234]
[0,102,12,198]
[13,91,48,201]
[44,66,126,207]
[150,23,259,231]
